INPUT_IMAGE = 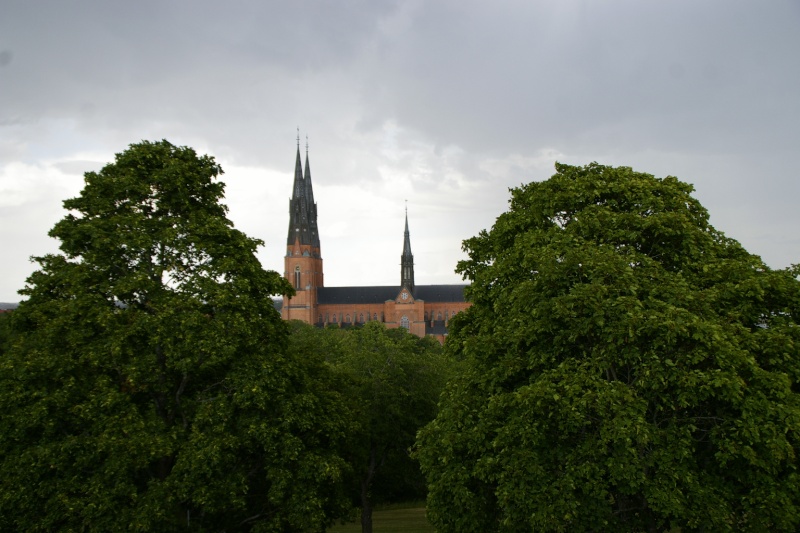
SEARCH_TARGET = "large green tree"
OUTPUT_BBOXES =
[415,163,800,532]
[288,321,450,533]
[0,141,350,531]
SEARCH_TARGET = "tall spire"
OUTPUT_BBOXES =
[304,137,314,206]
[401,205,414,292]
[304,135,319,246]
[287,131,320,247]
[292,137,303,199]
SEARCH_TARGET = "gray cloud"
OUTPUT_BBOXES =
[1,0,799,300]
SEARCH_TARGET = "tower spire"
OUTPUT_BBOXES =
[304,135,319,246]
[401,205,414,292]
[282,132,324,323]
[286,131,320,247]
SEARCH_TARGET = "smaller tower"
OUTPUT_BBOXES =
[400,206,415,293]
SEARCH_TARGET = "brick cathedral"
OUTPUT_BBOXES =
[278,139,470,340]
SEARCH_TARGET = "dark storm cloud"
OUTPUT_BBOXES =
[4,1,796,163]
[357,1,800,156]
[0,0,397,164]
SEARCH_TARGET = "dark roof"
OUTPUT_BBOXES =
[318,286,397,305]
[425,321,450,335]
[316,284,468,305]
[414,284,468,302]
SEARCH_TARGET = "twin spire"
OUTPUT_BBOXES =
[286,132,415,290]
[287,131,320,247]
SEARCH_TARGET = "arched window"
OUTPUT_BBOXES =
[437,312,442,321]
[294,265,301,289]
[445,311,449,320]
[346,314,351,323]
[359,313,364,323]
[333,314,338,323]
[373,313,378,321]
[400,316,409,329]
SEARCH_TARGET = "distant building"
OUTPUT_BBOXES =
[0,302,18,313]
[278,139,470,340]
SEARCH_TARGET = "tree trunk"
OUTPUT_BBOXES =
[360,495,373,533]
[360,447,378,533]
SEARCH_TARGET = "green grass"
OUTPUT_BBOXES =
[328,505,434,532]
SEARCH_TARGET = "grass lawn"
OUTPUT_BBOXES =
[328,505,434,532]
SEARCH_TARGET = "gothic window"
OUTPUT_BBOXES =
[400,316,409,329]
[333,314,338,323]
[326,312,330,322]
[359,313,364,323]
[294,265,301,289]
[373,313,378,321]
[445,311,449,320]
[346,314,351,323]
[438,312,442,321]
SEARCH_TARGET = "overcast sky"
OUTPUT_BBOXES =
[1,1,799,302]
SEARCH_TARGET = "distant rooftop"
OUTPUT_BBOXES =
[318,284,468,306]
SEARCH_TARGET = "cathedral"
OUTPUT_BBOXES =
[278,140,470,340]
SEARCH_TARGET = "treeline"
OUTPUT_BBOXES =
[0,141,449,532]
[2,141,800,532]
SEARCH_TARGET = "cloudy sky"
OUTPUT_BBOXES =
[1,1,799,302]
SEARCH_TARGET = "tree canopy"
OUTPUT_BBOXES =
[415,162,800,532]
[0,140,351,531]
[288,321,451,533]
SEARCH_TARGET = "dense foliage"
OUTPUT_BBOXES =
[288,321,450,533]
[415,163,800,531]
[0,313,10,357]
[0,141,350,531]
